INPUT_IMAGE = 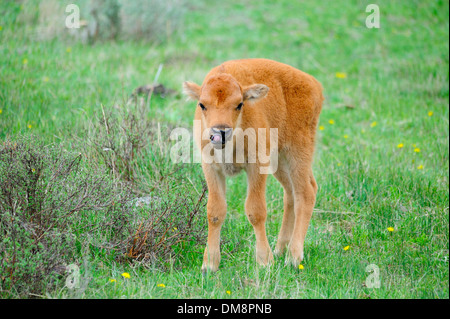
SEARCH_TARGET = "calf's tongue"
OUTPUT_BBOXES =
[211,133,222,143]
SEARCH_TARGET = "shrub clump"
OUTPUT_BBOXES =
[0,134,206,298]
[0,135,130,297]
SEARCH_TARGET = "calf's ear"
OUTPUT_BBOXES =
[182,81,201,100]
[243,84,269,102]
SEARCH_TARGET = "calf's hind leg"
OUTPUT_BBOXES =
[288,165,317,266]
[273,167,295,255]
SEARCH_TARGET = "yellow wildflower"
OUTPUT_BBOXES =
[328,119,335,125]
[298,264,304,270]
[428,111,433,117]
[121,272,130,279]
[397,143,404,148]
[337,163,342,167]
[0,109,2,114]
[157,283,166,288]
[335,72,347,79]
[27,124,32,129]
[319,125,324,131]
[417,165,424,170]
[109,279,116,283]
[0,26,3,31]
[387,227,394,232]
[226,290,231,295]
[22,58,28,65]
[344,134,349,139]
[414,148,420,153]
[66,47,72,53]
[32,168,35,173]
[370,121,377,128]
[343,245,350,251]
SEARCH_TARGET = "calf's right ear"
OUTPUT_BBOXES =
[182,81,201,100]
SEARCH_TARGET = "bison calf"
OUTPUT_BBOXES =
[183,58,323,272]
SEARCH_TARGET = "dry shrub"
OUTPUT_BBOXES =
[84,102,152,183]
[81,84,185,193]
[122,187,207,263]
[79,95,208,261]
[0,122,206,297]
[0,135,130,297]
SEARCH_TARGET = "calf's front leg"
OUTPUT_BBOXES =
[202,165,227,272]
[245,167,273,266]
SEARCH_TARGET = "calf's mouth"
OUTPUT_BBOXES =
[210,127,232,149]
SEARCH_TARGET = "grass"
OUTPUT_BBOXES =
[0,0,448,298]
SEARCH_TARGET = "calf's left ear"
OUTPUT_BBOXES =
[243,84,269,102]
[182,81,201,100]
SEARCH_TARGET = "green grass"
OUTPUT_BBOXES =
[0,0,448,298]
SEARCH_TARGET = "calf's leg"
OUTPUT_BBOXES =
[245,166,273,265]
[273,167,295,255]
[288,165,317,266]
[202,165,227,272]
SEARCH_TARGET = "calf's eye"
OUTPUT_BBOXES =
[199,103,206,111]
[236,102,243,111]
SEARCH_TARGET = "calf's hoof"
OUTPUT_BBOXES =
[201,262,219,274]
[286,245,304,267]
[202,249,220,273]
[256,247,274,266]
[274,240,289,256]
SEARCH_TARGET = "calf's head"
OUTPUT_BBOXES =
[183,73,269,148]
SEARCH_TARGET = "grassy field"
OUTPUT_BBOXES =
[0,0,448,299]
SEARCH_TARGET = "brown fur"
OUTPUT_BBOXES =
[183,58,324,272]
